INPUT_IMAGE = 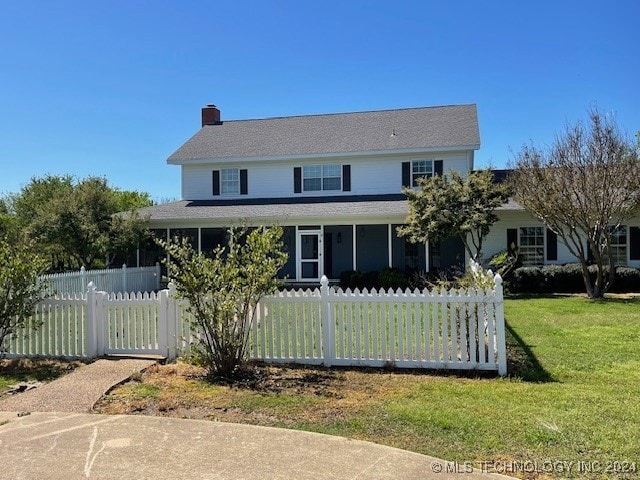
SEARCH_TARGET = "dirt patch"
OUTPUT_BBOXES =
[0,358,88,397]
[209,364,346,397]
[94,361,425,426]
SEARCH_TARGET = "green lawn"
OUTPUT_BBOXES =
[370,296,640,476]
[97,296,640,479]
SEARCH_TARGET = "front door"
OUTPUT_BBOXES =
[297,229,322,281]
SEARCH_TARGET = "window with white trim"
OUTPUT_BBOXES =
[220,168,239,194]
[519,227,544,266]
[412,160,433,186]
[303,164,341,191]
[607,226,627,266]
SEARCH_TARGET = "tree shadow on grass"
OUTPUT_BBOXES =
[507,293,640,304]
[0,358,88,385]
[504,320,555,382]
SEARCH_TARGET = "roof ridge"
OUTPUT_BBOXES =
[214,103,477,124]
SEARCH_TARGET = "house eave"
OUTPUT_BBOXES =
[166,145,481,166]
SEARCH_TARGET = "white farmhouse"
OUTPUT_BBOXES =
[136,103,640,281]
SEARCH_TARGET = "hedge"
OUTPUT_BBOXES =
[508,264,640,293]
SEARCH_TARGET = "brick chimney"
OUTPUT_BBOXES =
[201,104,221,126]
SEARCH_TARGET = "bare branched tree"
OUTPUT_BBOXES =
[510,108,640,298]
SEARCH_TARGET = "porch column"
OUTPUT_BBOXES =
[387,224,393,268]
[352,225,357,270]
[425,240,430,272]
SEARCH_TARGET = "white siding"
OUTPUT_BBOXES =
[483,211,640,268]
[181,151,472,200]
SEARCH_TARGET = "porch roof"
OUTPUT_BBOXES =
[138,194,411,224]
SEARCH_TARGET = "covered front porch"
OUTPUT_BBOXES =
[142,223,465,283]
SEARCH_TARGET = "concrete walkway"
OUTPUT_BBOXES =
[0,358,156,412]
[0,411,510,480]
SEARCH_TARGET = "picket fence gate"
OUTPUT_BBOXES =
[4,275,507,376]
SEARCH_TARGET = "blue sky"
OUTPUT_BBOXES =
[1,1,638,202]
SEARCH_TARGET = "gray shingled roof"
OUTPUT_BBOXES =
[168,104,480,164]
[139,196,411,224]
[137,195,523,224]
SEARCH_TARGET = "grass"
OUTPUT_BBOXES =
[93,296,638,478]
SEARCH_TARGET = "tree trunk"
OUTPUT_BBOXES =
[579,260,595,298]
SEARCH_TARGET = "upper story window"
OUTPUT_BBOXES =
[213,168,247,196]
[412,160,433,186]
[220,168,240,194]
[403,160,443,188]
[303,164,342,191]
[519,227,544,266]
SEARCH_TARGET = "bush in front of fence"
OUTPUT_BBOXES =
[339,266,488,292]
[340,268,410,290]
[0,237,49,357]
[159,225,288,379]
[508,263,640,294]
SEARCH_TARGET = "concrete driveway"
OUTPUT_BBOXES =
[0,411,510,480]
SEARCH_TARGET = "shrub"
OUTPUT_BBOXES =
[509,263,640,294]
[605,266,640,293]
[159,225,287,379]
[511,266,545,293]
[377,267,409,290]
[0,238,49,357]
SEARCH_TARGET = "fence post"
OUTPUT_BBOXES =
[122,264,127,293]
[320,276,333,366]
[81,266,87,293]
[85,282,98,358]
[155,262,161,290]
[96,290,107,356]
[494,273,507,376]
[166,282,177,360]
[158,284,177,360]
[158,287,168,359]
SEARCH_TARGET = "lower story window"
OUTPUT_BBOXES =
[607,226,627,266]
[519,227,544,266]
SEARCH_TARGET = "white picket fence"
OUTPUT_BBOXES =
[4,286,174,359]
[4,274,507,376]
[40,264,161,295]
[251,278,506,375]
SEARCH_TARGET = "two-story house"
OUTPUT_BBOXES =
[137,103,480,282]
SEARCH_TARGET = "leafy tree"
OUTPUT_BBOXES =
[160,226,287,379]
[510,108,640,298]
[398,169,510,261]
[0,238,49,357]
[6,175,152,270]
[112,189,154,211]
[0,198,18,241]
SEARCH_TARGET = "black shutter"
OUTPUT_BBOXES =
[507,228,518,255]
[402,162,411,187]
[240,169,248,195]
[434,160,443,176]
[294,167,302,193]
[212,170,220,196]
[342,165,351,191]
[587,241,594,262]
[546,229,557,261]
[630,226,640,260]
